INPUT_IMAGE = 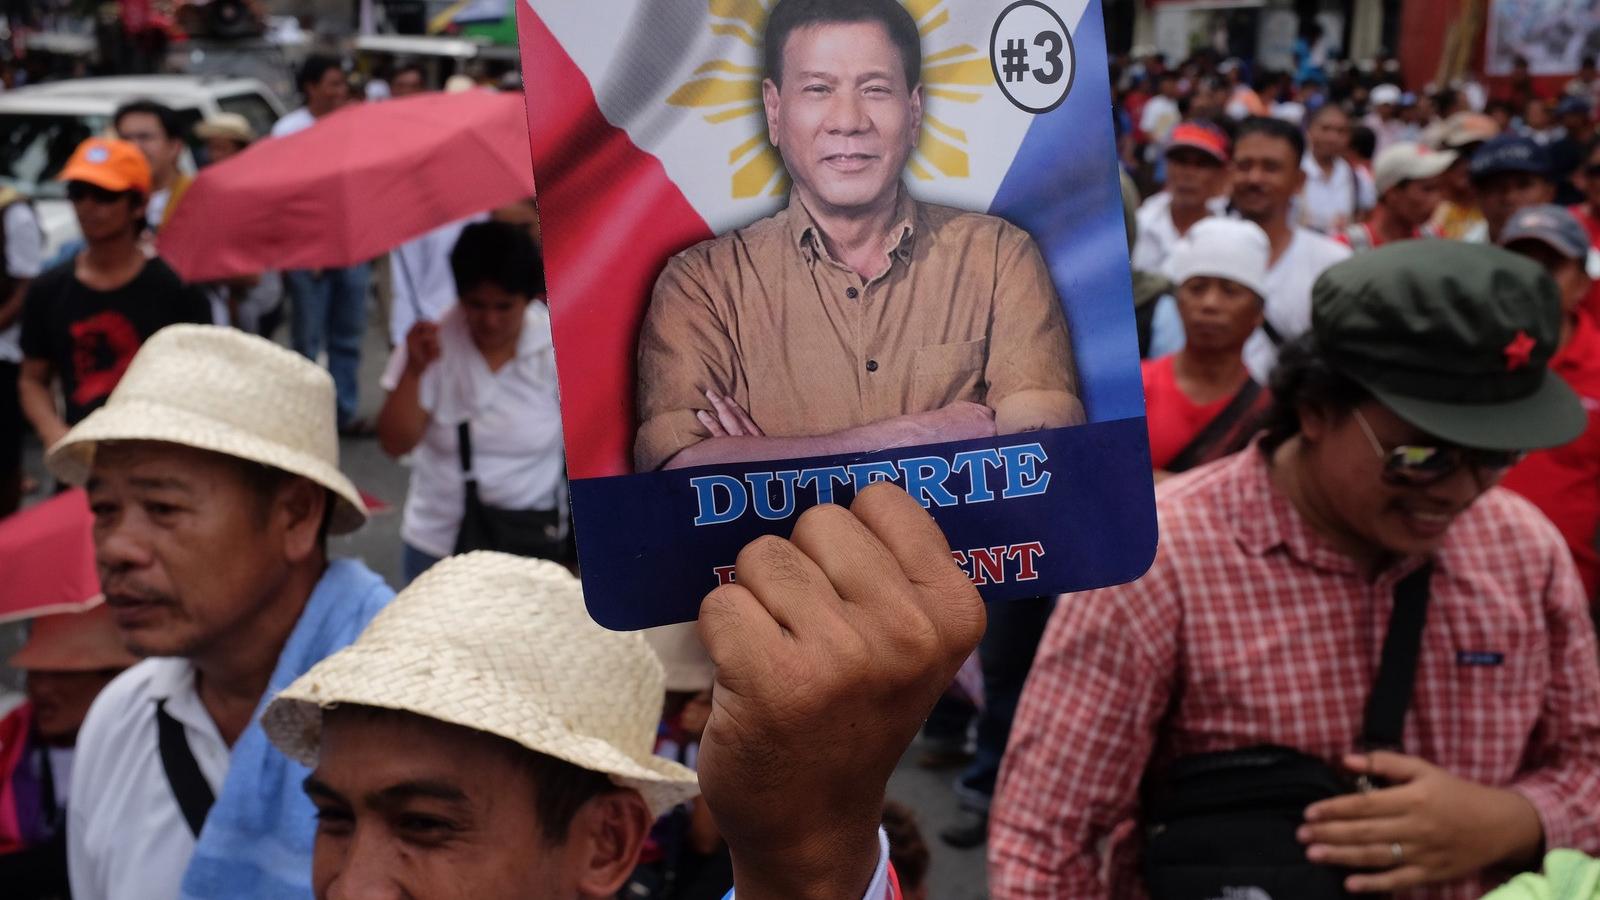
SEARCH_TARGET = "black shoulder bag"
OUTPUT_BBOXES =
[1140,563,1433,900]
[155,699,215,838]
[1166,380,1264,474]
[452,421,570,562]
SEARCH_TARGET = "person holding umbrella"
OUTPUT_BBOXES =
[376,221,567,582]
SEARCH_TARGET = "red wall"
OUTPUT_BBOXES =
[1397,0,1578,99]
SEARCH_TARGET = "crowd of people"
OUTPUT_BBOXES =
[2,2,1600,898]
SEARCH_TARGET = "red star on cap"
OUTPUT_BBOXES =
[1504,330,1536,371]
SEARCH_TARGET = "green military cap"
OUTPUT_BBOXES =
[1311,239,1584,451]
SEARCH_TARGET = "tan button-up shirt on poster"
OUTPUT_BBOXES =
[634,190,1083,471]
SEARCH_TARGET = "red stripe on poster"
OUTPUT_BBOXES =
[517,5,716,479]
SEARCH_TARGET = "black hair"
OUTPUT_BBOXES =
[1349,124,1377,161]
[1258,334,1372,453]
[326,707,621,845]
[763,0,921,90]
[113,99,184,140]
[450,220,546,299]
[297,54,343,94]
[1235,115,1306,161]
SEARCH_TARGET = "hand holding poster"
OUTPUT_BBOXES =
[516,0,1156,629]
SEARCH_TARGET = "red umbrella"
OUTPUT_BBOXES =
[0,489,100,624]
[158,89,535,282]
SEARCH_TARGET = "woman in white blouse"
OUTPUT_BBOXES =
[377,221,566,584]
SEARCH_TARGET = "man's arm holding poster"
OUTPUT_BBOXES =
[635,255,997,472]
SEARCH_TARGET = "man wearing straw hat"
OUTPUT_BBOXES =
[262,485,984,899]
[51,324,395,900]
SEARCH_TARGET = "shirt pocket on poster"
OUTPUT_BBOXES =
[912,339,986,412]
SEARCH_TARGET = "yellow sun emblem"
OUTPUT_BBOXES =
[665,0,995,199]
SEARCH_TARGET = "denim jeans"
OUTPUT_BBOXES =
[284,264,371,427]
[401,542,442,587]
[954,595,1057,813]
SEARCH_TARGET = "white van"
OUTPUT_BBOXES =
[0,75,287,259]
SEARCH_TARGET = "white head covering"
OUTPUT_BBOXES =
[1163,218,1271,302]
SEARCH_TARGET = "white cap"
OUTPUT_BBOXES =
[1370,83,1402,107]
[1164,218,1270,301]
[1373,141,1457,195]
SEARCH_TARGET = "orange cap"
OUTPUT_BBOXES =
[58,137,152,196]
[8,602,139,673]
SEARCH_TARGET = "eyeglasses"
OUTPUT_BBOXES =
[1352,409,1522,487]
[66,182,127,205]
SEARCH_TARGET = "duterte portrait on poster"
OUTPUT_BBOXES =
[633,0,1083,473]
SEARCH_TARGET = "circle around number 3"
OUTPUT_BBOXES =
[989,0,1077,115]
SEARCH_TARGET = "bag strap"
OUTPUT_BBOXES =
[456,421,475,480]
[1359,563,1433,751]
[155,699,215,838]
[1165,379,1262,473]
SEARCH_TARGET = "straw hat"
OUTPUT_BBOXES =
[194,112,257,146]
[47,325,367,533]
[262,552,701,818]
[8,601,139,672]
[641,623,715,693]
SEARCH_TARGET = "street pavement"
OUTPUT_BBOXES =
[10,303,992,900]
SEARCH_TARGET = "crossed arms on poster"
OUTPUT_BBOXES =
[632,7,1084,473]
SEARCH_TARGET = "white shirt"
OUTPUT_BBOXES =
[1131,193,1228,274]
[1241,227,1352,382]
[1140,96,1181,144]
[147,186,172,230]
[1298,154,1376,235]
[270,107,316,138]
[68,658,230,900]
[388,215,484,346]
[1,200,44,362]
[381,303,566,557]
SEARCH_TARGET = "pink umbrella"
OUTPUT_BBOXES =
[158,89,535,282]
[0,489,100,624]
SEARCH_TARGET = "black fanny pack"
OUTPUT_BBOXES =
[1140,563,1433,900]
[453,421,570,562]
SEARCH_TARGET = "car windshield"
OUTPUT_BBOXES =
[0,113,105,200]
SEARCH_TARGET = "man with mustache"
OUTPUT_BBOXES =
[1227,116,1351,383]
[634,0,1082,472]
[55,325,395,900]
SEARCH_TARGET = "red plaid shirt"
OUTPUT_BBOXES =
[990,448,1600,899]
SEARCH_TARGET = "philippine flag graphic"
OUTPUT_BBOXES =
[517,0,1143,480]
[517,0,1155,628]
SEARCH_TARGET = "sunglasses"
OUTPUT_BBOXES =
[66,182,127,205]
[1353,409,1522,487]
[1586,163,1600,178]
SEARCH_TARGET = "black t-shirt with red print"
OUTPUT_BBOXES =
[20,258,211,424]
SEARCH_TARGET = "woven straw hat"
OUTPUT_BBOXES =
[47,325,367,533]
[262,552,701,818]
[641,623,715,693]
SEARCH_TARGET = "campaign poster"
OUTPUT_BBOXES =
[517,0,1156,629]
